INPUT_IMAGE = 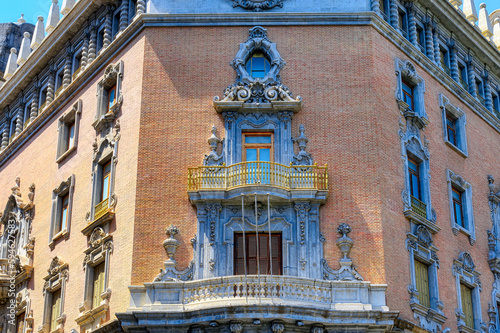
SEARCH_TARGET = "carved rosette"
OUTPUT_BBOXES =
[231,0,284,12]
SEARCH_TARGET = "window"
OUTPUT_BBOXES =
[416,25,426,53]
[16,311,25,333]
[23,102,31,128]
[459,63,468,90]
[49,175,74,247]
[72,50,82,79]
[97,27,105,53]
[39,85,48,112]
[407,226,445,332]
[440,94,468,156]
[94,61,123,131]
[476,79,485,105]
[447,170,475,244]
[493,92,499,115]
[245,52,270,79]
[453,252,482,333]
[395,59,427,125]
[461,283,474,328]
[407,156,427,219]
[243,132,273,184]
[9,116,16,141]
[100,160,111,203]
[41,257,68,333]
[55,69,64,95]
[398,9,408,38]
[56,100,81,162]
[112,11,120,38]
[234,233,282,275]
[440,47,450,76]
[92,261,105,309]
[128,0,137,21]
[50,288,61,332]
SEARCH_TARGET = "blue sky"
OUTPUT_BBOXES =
[0,0,498,24]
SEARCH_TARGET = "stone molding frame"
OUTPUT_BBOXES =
[49,175,75,249]
[395,59,428,129]
[447,169,475,245]
[399,113,437,228]
[13,289,34,333]
[440,94,468,157]
[453,252,486,333]
[486,176,500,333]
[39,257,68,333]
[93,61,123,132]
[406,225,446,332]
[76,227,113,330]
[56,100,82,163]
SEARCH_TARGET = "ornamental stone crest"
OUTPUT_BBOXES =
[231,0,284,12]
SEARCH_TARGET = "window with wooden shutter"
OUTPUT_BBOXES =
[414,260,430,308]
[50,289,61,332]
[461,283,474,328]
[92,262,106,308]
[234,233,282,276]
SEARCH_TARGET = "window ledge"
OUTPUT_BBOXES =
[445,141,468,158]
[56,145,76,164]
[75,303,108,326]
[457,324,479,333]
[404,209,441,234]
[410,302,447,325]
[81,211,114,236]
[49,229,69,249]
[452,224,475,245]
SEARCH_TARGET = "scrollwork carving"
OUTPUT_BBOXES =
[231,0,284,12]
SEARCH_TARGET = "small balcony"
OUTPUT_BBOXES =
[411,195,427,218]
[94,198,109,220]
[188,161,328,191]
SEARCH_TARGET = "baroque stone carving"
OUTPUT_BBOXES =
[230,321,243,333]
[206,204,222,246]
[292,125,313,166]
[459,252,475,272]
[163,225,180,261]
[231,0,284,12]
[214,26,301,105]
[322,223,363,281]
[155,226,194,282]
[294,203,310,246]
[203,126,224,166]
[271,321,285,333]
[416,225,432,247]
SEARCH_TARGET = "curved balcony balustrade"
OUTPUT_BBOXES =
[188,161,328,191]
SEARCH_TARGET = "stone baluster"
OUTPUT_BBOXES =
[103,8,113,49]
[119,0,129,32]
[17,32,31,66]
[433,24,441,67]
[30,86,39,121]
[493,18,500,51]
[47,69,55,104]
[31,16,45,50]
[463,0,478,25]
[449,40,459,82]
[15,111,23,136]
[1,127,9,150]
[425,20,435,61]
[60,0,76,15]
[88,24,97,63]
[371,0,381,15]
[46,0,60,34]
[136,0,146,15]
[406,3,418,47]
[478,3,493,39]
[389,0,398,29]
[466,59,476,97]
[63,51,72,88]
[484,71,493,111]
[4,48,18,80]
[81,30,89,69]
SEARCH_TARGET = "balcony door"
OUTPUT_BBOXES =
[234,233,282,275]
[243,132,273,184]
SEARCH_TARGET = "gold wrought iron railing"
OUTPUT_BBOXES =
[94,198,109,220]
[188,161,328,191]
[410,195,427,218]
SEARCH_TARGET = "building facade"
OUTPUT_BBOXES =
[0,0,499,332]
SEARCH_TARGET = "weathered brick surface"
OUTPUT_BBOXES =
[0,33,145,330]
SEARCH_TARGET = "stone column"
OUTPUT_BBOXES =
[1,127,9,150]
[30,89,39,121]
[119,0,129,32]
[15,111,23,136]
[389,0,398,29]
[136,0,146,15]
[484,71,493,111]
[103,7,113,49]
[425,20,435,61]
[81,30,89,69]
[47,69,55,104]
[449,40,459,82]
[406,3,418,47]
[63,52,72,88]
[433,24,441,67]
[467,59,476,97]
[88,24,97,63]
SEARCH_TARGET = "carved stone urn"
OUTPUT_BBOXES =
[163,225,180,262]
[336,223,353,262]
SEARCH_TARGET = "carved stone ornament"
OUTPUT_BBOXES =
[416,225,432,248]
[292,124,313,166]
[214,26,301,105]
[163,225,180,261]
[271,321,285,333]
[155,226,194,282]
[230,321,243,333]
[231,0,284,12]
[89,227,107,249]
[459,252,475,272]
[203,126,224,166]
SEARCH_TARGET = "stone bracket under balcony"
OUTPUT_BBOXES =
[119,277,397,332]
